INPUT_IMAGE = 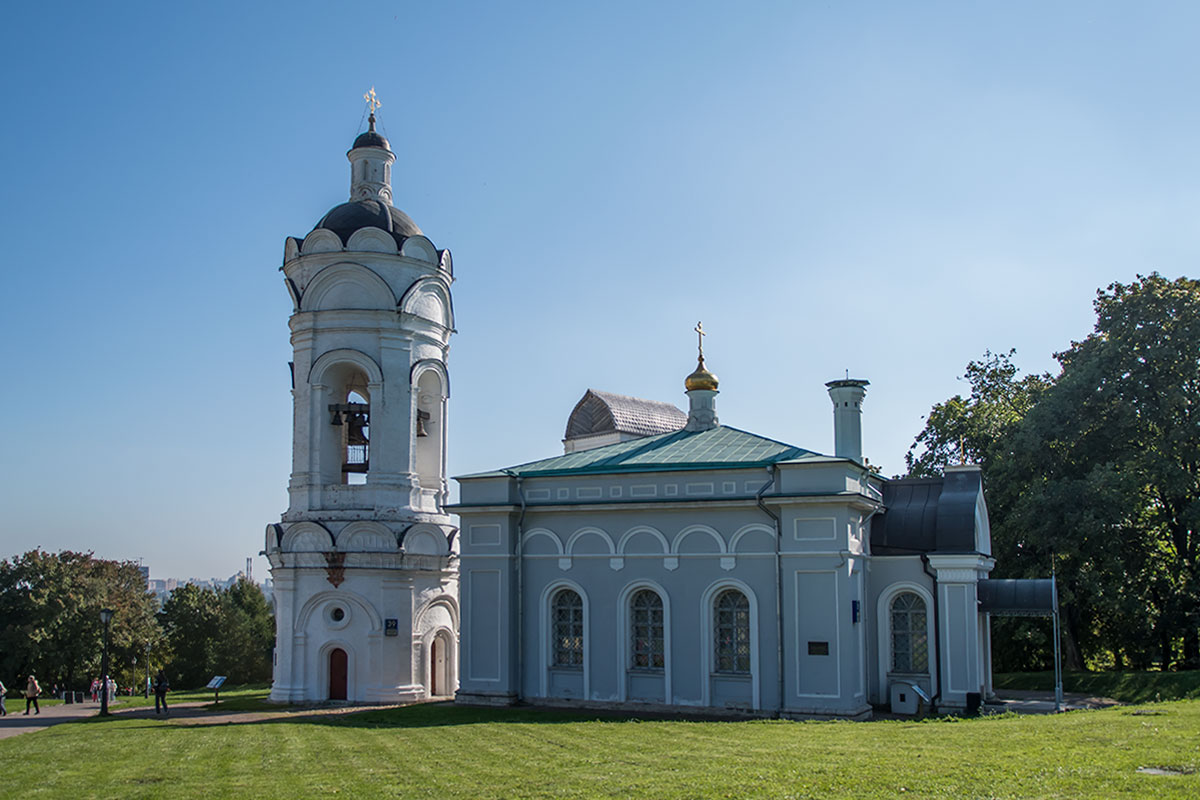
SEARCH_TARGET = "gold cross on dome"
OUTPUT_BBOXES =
[695,321,706,358]
[363,87,381,114]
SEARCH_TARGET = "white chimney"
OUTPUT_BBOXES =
[826,378,869,463]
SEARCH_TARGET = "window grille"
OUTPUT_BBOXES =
[630,589,664,670]
[714,589,751,674]
[552,589,584,668]
[890,592,929,673]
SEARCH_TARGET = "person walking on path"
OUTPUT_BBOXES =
[153,670,169,716]
[0,678,7,716]
[24,675,40,715]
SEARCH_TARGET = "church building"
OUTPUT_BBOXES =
[260,96,1019,718]
[453,337,997,718]
[264,101,459,704]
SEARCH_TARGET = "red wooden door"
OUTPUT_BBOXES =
[329,648,348,700]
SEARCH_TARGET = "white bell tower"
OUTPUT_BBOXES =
[265,96,459,704]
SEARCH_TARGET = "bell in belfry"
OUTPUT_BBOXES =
[346,412,368,446]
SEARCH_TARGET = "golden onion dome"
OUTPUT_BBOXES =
[685,357,719,391]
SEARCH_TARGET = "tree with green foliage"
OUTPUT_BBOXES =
[1015,273,1200,669]
[0,550,162,690]
[905,274,1200,672]
[160,578,273,688]
[213,577,274,683]
[904,349,1051,478]
[159,583,223,688]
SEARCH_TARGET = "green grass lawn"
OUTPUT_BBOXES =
[106,683,274,712]
[2,693,1199,799]
[995,670,1200,703]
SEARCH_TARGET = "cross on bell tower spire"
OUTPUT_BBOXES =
[363,86,382,114]
[362,87,382,135]
[348,87,395,203]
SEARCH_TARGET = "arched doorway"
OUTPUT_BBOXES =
[430,631,453,697]
[431,635,446,696]
[329,648,348,700]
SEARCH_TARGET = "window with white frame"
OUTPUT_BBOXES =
[552,588,584,668]
[714,589,751,674]
[890,592,929,673]
[629,589,664,670]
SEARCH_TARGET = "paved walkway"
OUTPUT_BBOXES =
[989,690,1120,714]
[108,700,412,727]
[0,701,97,740]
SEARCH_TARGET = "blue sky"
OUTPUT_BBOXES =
[2,1,1198,579]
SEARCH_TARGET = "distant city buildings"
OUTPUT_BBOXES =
[144,567,273,606]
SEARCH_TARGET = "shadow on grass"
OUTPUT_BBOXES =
[69,701,623,730]
[994,670,1200,703]
[69,699,1046,735]
[69,700,798,733]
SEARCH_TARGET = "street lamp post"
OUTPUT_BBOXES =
[144,642,151,698]
[99,608,115,716]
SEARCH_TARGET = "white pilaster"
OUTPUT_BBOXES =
[927,553,995,710]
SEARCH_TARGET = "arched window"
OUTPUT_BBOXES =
[890,592,929,674]
[415,368,446,504]
[322,364,371,486]
[714,589,751,674]
[551,589,583,668]
[630,589,664,670]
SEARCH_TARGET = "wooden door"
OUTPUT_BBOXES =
[431,637,444,696]
[329,648,348,700]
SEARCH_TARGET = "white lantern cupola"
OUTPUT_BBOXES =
[348,112,396,203]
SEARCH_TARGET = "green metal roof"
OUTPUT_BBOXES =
[459,426,821,479]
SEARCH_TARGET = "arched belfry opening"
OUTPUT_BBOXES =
[319,363,373,485]
[415,368,446,508]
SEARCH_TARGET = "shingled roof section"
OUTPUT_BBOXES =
[564,389,687,440]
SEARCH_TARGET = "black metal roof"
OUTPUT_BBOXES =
[870,468,985,555]
[352,129,390,150]
[978,579,1056,616]
[313,199,422,246]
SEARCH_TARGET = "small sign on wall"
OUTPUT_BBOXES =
[807,641,830,656]
[385,618,399,636]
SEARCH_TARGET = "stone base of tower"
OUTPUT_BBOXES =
[266,547,459,706]
[268,684,427,705]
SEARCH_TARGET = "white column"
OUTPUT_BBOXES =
[927,554,994,710]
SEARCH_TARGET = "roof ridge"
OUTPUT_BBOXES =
[500,426,688,473]
[587,388,685,408]
[716,424,815,456]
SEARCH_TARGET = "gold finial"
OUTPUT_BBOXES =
[685,321,719,391]
[363,87,382,114]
